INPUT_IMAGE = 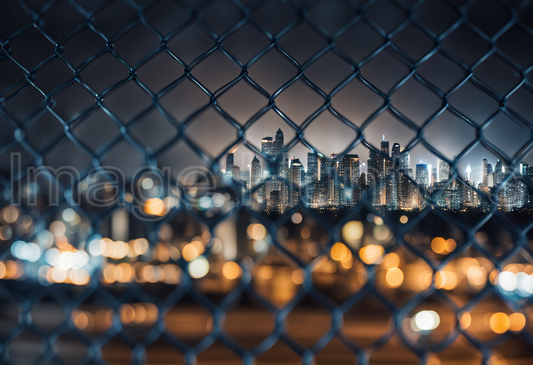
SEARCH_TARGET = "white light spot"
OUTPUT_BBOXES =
[498,271,517,292]
[411,310,440,332]
[188,257,209,279]
[62,208,76,222]
[142,178,154,190]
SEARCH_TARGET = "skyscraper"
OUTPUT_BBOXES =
[226,153,234,177]
[494,159,504,186]
[416,163,429,187]
[307,152,319,185]
[289,158,303,207]
[438,159,449,183]
[482,158,489,187]
[261,137,276,157]
[251,155,261,188]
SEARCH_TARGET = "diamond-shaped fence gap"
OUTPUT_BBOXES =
[307,0,358,36]
[0,1,31,40]
[247,48,298,96]
[185,107,239,159]
[496,25,533,69]
[442,24,491,67]
[506,85,533,125]
[61,27,107,68]
[416,51,468,94]
[50,82,96,122]
[92,0,139,39]
[362,110,416,153]
[277,22,329,65]
[391,22,437,63]
[276,208,328,264]
[390,77,444,128]
[157,140,208,181]
[113,24,162,66]
[244,109,296,153]
[424,110,477,161]
[2,85,46,124]
[136,51,184,93]
[80,53,130,95]
[449,80,500,126]
[101,335,136,365]
[0,57,28,94]
[367,335,420,365]
[476,215,517,260]
[128,110,177,154]
[54,330,89,364]
[99,139,146,179]
[29,293,66,333]
[304,51,354,94]
[466,292,516,343]
[331,77,385,127]
[403,211,465,262]
[312,247,368,305]
[275,79,325,126]
[416,0,460,37]
[251,244,302,307]
[302,110,357,157]
[32,57,73,96]
[190,49,242,93]
[158,77,211,123]
[484,114,531,159]
[365,0,408,35]
[199,0,246,36]
[41,137,92,177]
[102,82,152,124]
[222,294,275,349]
[39,0,86,42]
[7,330,43,364]
[167,22,215,65]
[115,302,160,343]
[335,21,384,64]
[163,294,213,348]
[145,337,185,364]
[474,54,522,97]
[252,0,299,36]
[404,295,457,351]
[342,295,392,349]
[519,0,533,28]
[359,48,411,94]
[466,0,513,38]
[315,337,357,365]
[375,245,432,307]
[142,0,190,36]
[7,26,56,72]
[216,80,268,125]
[221,22,271,66]
[285,294,332,350]
[70,108,122,153]
[495,250,533,304]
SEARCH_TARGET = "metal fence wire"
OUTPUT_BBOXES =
[2,0,533,364]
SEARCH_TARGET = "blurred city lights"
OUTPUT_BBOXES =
[411,310,440,332]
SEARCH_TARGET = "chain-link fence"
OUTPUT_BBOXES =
[2,0,533,364]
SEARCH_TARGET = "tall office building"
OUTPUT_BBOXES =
[494,159,504,186]
[251,156,262,188]
[482,158,489,187]
[289,158,303,207]
[339,154,360,205]
[307,152,319,185]
[226,153,235,177]
[438,159,450,183]
[416,163,429,187]
[400,148,410,172]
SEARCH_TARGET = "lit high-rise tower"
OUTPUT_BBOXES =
[438,159,450,182]
[251,155,261,188]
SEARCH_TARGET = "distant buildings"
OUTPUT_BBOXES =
[224,129,533,215]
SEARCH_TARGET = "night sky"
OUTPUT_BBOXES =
[1,0,533,183]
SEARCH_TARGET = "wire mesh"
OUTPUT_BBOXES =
[1,0,533,364]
